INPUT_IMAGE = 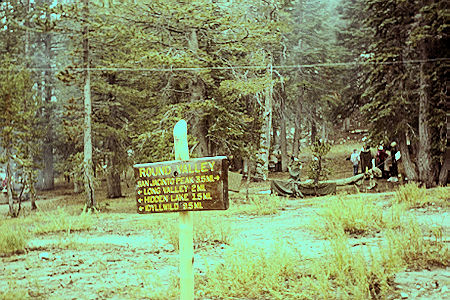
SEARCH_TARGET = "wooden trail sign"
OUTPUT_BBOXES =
[133,157,229,213]
[133,120,229,300]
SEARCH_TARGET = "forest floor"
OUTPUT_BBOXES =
[0,149,449,299]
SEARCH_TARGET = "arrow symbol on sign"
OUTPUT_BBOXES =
[139,206,143,212]
[138,190,142,195]
[138,198,143,203]
[214,175,220,181]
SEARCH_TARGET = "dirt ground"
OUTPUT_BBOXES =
[0,178,449,299]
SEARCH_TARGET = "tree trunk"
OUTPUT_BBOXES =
[255,81,273,181]
[28,168,37,210]
[42,31,54,190]
[106,169,122,198]
[399,132,418,181]
[292,96,303,158]
[438,110,448,185]
[438,147,449,185]
[83,0,95,209]
[311,120,317,144]
[188,29,209,157]
[280,110,288,172]
[271,108,280,171]
[6,153,16,217]
[321,119,327,141]
[278,87,288,172]
[74,179,82,194]
[24,0,37,210]
[417,54,434,187]
[106,140,122,198]
[42,143,54,190]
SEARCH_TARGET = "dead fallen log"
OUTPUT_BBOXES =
[271,167,383,197]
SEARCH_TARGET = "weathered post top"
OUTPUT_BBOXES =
[173,120,188,160]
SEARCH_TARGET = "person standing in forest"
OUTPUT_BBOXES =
[388,141,400,180]
[360,145,372,174]
[376,145,389,178]
[350,149,360,175]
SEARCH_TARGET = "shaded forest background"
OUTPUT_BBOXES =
[0,0,448,216]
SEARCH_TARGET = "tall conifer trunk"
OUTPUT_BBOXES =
[6,151,16,217]
[398,132,418,181]
[292,92,303,158]
[417,49,434,187]
[106,139,122,198]
[188,29,209,157]
[255,63,273,180]
[279,89,288,172]
[438,146,448,185]
[24,0,37,209]
[42,31,54,190]
[83,0,95,209]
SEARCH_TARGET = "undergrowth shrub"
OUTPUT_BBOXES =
[194,215,234,245]
[125,271,179,299]
[199,241,301,299]
[163,215,234,251]
[233,194,286,216]
[383,219,449,270]
[0,225,29,255]
[0,281,30,299]
[314,195,384,238]
[33,208,96,234]
[303,234,393,299]
[394,183,429,208]
[427,186,450,208]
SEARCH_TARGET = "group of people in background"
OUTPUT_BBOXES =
[349,139,401,181]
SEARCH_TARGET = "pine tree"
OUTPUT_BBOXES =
[0,1,41,216]
[362,0,448,186]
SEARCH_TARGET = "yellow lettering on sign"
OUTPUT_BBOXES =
[143,195,169,203]
[161,202,179,211]
[176,176,195,185]
[195,175,217,183]
[179,201,203,210]
[139,166,172,178]
[176,161,216,175]
[143,187,161,195]
[170,193,189,202]
[192,192,212,201]
[162,185,188,194]
[191,184,204,192]
[194,202,203,209]
[137,180,150,187]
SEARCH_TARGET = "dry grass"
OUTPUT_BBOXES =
[313,194,385,238]
[394,183,450,209]
[394,183,429,208]
[0,281,30,299]
[198,241,302,299]
[301,234,394,299]
[382,218,449,270]
[32,208,97,235]
[230,194,287,216]
[0,224,29,255]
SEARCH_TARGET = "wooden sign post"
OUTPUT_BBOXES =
[174,120,193,300]
[133,120,229,300]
